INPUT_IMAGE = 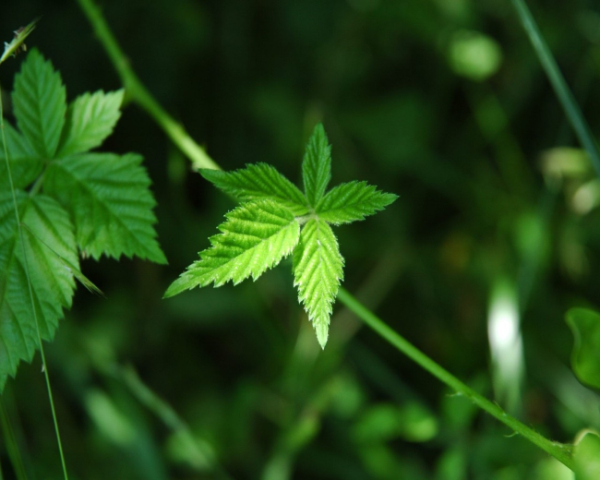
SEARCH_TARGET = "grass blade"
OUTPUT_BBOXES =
[510,0,600,178]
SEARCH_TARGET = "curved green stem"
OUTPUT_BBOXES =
[74,0,576,470]
[75,0,219,171]
[337,287,575,470]
[115,365,233,480]
[1,84,69,479]
[510,0,600,178]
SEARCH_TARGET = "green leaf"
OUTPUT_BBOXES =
[0,121,42,189]
[316,181,398,225]
[20,222,103,297]
[201,163,308,216]
[566,308,600,389]
[57,90,124,157]
[302,123,331,207]
[165,199,300,297]
[574,430,600,480]
[12,49,66,158]
[44,153,166,264]
[292,219,344,348]
[0,192,77,390]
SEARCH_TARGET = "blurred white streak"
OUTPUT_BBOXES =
[487,280,524,413]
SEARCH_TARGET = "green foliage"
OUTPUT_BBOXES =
[9,1,600,477]
[293,218,344,346]
[302,123,331,207]
[200,163,308,215]
[0,193,77,384]
[165,199,300,296]
[0,49,165,390]
[565,308,600,389]
[316,181,399,225]
[58,90,124,157]
[573,431,600,480]
[166,124,397,347]
[13,50,66,158]
[44,153,165,262]
[0,122,41,189]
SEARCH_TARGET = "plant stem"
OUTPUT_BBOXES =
[115,365,234,480]
[510,0,600,178]
[75,0,577,469]
[75,0,219,171]
[0,85,69,480]
[336,287,576,470]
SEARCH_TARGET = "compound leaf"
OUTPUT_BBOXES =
[293,219,344,348]
[44,153,166,263]
[302,123,331,207]
[316,181,398,225]
[0,48,162,390]
[12,49,66,158]
[57,89,124,157]
[0,192,77,390]
[201,163,309,216]
[165,199,300,297]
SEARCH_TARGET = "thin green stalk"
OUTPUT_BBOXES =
[75,0,219,171]
[115,365,233,480]
[0,401,27,480]
[336,287,576,470]
[0,84,69,480]
[510,0,600,178]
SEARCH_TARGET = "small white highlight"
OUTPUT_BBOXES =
[487,280,524,412]
[488,297,518,348]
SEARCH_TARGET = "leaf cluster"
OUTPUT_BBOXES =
[165,124,397,347]
[0,50,165,390]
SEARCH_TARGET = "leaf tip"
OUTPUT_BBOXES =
[163,279,184,299]
[316,322,329,349]
[153,250,169,265]
[386,193,400,203]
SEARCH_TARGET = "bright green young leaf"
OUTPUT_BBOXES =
[0,192,77,390]
[316,181,398,225]
[165,199,300,297]
[44,153,166,263]
[57,90,124,157]
[0,122,41,189]
[566,308,600,389]
[292,219,344,348]
[12,49,66,158]
[170,123,395,349]
[574,430,600,480]
[201,163,309,216]
[302,123,331,207]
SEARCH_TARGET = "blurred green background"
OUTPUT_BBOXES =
[2,0,600,478]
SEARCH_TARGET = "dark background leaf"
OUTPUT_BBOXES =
[566,308,600,389]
